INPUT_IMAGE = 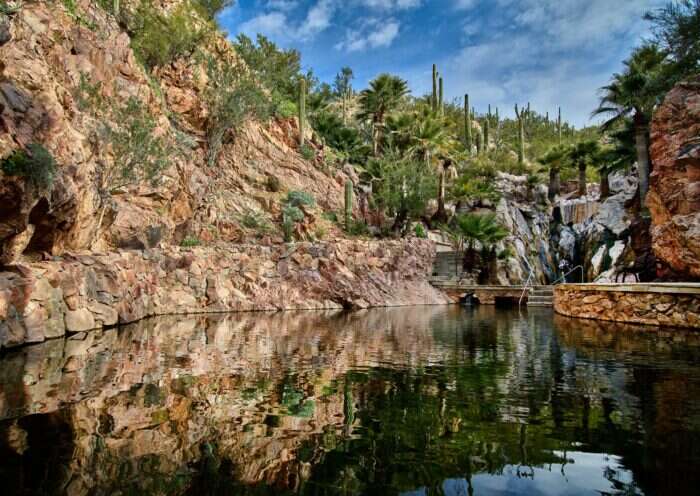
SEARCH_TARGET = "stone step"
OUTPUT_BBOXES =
[531,291,554,297]
[528,296,553,306]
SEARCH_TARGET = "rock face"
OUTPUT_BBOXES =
[0,239,449,349]
[0,2,350,260]
[552,170,644,282]
[648,77,700,280]
[554,283,700,328]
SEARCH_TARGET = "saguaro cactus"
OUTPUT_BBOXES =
[464,94,472,155]
[113,0,120,15]
[344,180,353,230]
[484,105,491,150]
[432,64,438,112]
[515,104,525,166]
[298,78,306,147]
[438,77,444,114]
[476,127,482,155]
[557,107,562,145]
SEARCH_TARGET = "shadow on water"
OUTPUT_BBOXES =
[1,306,700,495]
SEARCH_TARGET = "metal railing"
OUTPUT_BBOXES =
[518,258,535,307]
[552,265,584,285]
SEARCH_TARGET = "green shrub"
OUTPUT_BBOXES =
[322,211,339,223]
[202,54,271,165]
[129,1,211,70]
[285,190,315,208]
[100,97,171,191]
[498,246,515,260]
[300,143,315,161]
[75,72,103,113]
[180,237,201,247]
[282,205,304,242]
[347,219,370,237]
[274,98,297,119]
[266,174,282,192]
[1,143,57,189]
[414,223,427,239]
[0,1,21,15]
[240,210,271,233]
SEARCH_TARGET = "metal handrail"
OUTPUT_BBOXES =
[518,266,535,307]
[552,265,584,285]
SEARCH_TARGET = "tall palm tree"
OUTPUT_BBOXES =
[592,44,666,207]
[408,108,457,223]
[358,74,409,155]
[567,140,600,198]
[538,145,569,201]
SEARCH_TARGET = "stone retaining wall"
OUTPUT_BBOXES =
[554,283,700,328]
[0,239,450,348]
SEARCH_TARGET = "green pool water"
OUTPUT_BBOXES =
[1,306,699,495]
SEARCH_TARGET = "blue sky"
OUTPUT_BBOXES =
[218,0,666,127]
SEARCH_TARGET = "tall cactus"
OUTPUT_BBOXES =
[432,64,438,112]
[344,180,353,230]
[438,77,444,114]
[515,104,525,167]
[464,94,472,155]
[476,127,482,155]
[484,105,491,150]
[113,0,120,15]
[298,78,306,147]
[557,106,562,145]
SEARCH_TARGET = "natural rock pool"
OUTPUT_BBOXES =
[1,306,699,495]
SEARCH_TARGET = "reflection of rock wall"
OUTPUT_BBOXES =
[648,77,700,280]
[554,283,700,328]
[0,307,455,493]
[0,239,449,348]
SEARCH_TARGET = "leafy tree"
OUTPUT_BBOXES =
[233,34,313,107]
[362,153,436,233]
[358,74,409,155]
[645,0,700,82]
[592,44,667,206]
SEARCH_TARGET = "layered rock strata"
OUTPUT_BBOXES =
[0,239,449,348]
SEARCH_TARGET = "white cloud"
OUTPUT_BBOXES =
[454,0,477,10]
[336,18,401,52]
[359,0,421,10]
[297,0,335,40]
[239,11,289,39]
[239,0,337,42]
[265,0,299,11]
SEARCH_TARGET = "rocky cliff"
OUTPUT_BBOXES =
[0,239,448,349]
[0,1,350,261]
[648,77,700,280]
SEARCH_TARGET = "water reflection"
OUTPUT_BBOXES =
[0,306,699,495]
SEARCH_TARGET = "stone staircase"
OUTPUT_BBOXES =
[527,286,554,307]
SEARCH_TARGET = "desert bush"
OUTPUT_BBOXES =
[128,1,211,70]
[414,223,427,239]
[202,54,271,165]
[0,143,57,189]
[285,190,315,208]
[180,236,201,247]
[300,143,315,161]
[240,209,272,233]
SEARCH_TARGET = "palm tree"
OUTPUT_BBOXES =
[453,212,508,281]
[567,140,600,198]
[538,145,569,201]
[595,121,637,199]
[407,108,457,222]
[592,44,666,207]
[358,74,409,155]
